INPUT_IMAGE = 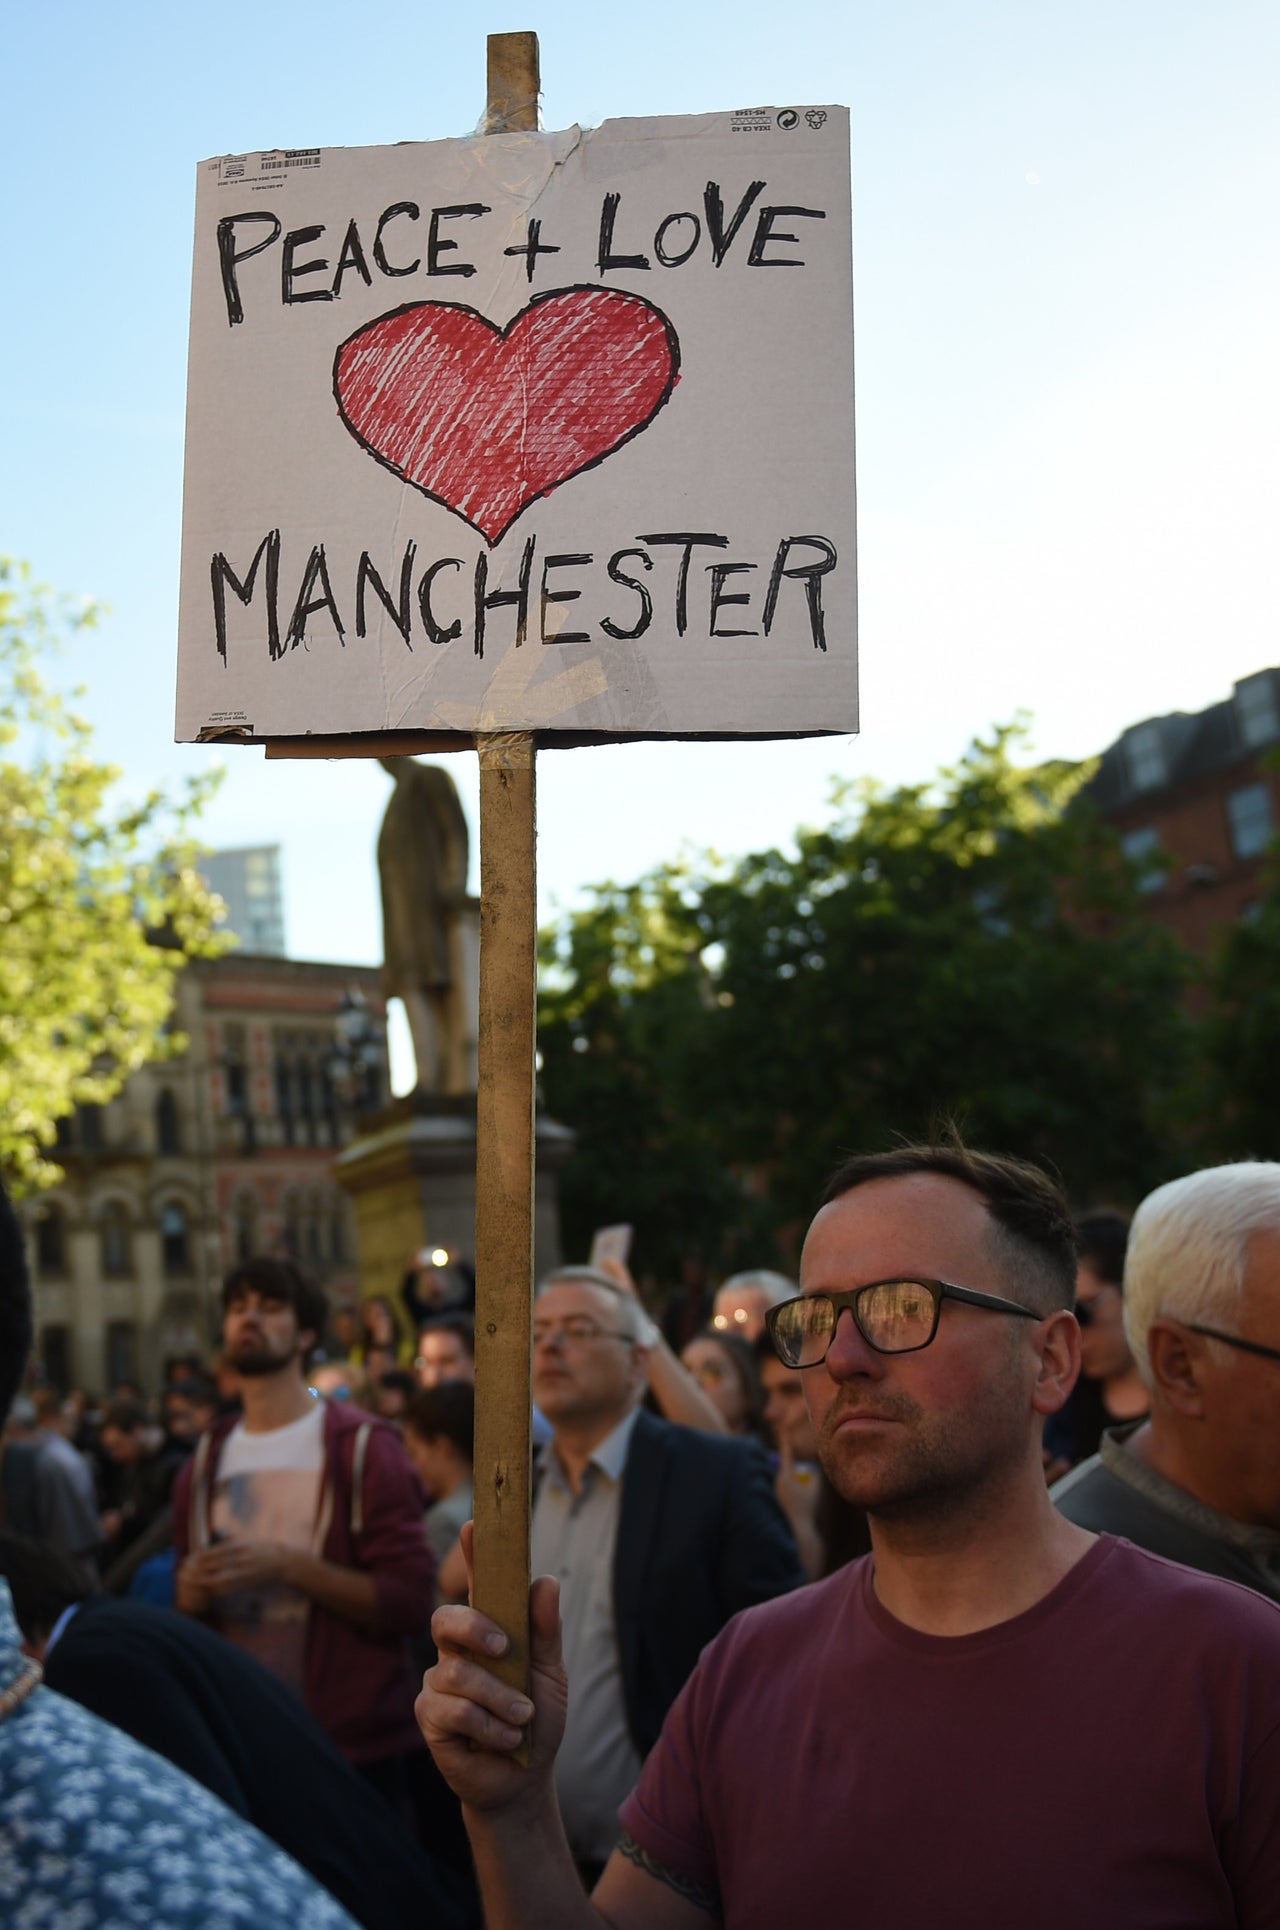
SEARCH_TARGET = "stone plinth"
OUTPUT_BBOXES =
[334,1093,574,1309]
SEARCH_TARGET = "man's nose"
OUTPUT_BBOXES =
[824,1305,885,1380]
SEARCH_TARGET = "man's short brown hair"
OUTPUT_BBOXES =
[823,1140,1077,1316]
[406,1381,474,1463]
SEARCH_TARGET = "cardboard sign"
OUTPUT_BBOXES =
[175,110,856,743]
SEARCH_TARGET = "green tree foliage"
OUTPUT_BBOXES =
[1201,793,1280,1160]
[539,869,775,1281]
[0,560,227,1191]
[539,726,1195,1280]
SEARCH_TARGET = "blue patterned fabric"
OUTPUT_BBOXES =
[0,1581,359,1929]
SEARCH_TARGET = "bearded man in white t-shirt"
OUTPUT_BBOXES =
[174,1259,434,1783]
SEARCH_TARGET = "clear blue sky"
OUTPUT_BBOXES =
[4,2,1278,1058]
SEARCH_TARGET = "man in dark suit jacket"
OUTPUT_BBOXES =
[611,1405,803,1756]
[0,1532,474,1930]
[530,1268,804,1876]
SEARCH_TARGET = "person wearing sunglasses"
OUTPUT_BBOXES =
[1042,1209,1148,1477]
[418,1143,1280,1930]
[1054,1162,1280,1603]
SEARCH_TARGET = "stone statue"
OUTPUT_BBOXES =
[377,758,475,1095]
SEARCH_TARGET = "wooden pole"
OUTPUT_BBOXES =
[469,31,541,1756]
[484,29,541,134]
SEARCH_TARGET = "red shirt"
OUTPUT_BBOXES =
[620,1536,1280,1928]
[174,1400,433,1765]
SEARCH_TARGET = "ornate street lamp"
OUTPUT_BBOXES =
[328,989,383,1118]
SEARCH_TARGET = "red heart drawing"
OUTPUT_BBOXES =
[333,285,681,545]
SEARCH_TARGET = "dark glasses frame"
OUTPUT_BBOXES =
[1073,1287,1121,1329]
[1185,1322,1280,1366]
[765,1277,1043,1368]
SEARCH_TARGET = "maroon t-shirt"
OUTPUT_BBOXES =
[619,1536,1280,1928]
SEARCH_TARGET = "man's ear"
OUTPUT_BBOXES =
[1145,1321,1207,1418]
[630,1341,652,1391]
[1030,1309,1081,1418]
[298,1327,318,1363]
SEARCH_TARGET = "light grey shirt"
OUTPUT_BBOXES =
[34,1430,101,1578]
[424,1478,474,1608]
[1054,1425,1280,1596]
[532,1406,644,1865]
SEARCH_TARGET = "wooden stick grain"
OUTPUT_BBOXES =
[469,25,542,1771]
[471,26,544,1767]
[471,731,537,1751]
[484,31,541,133]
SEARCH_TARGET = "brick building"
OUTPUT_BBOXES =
[24,952,387,1394]
[1083,667,1280,955]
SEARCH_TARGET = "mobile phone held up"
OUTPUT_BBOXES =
[589,1223,633,1270]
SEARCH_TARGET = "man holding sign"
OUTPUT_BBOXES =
[177,77,857,1760]
[417,1144,1280,1927]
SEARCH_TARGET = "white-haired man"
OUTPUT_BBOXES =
[1054,1162,1280,1599]
[710,1270,794,1343]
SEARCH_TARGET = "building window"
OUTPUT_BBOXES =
[303,1193,322,1267]
[100,1202,132,1278]
[224,1024,247,1116]
[79,1104,105,1153]
[35,1205,68,1275]
[40,1325,72,1393]
[275,1056,295,1146]
[321,1067,340,1147]
[1227,783,1273,861]
[1124,724,1167,794]
[106,1321,139,1392]
[1121,826,1166,893]
[160,1202,191,1276]
[233,1191,259,1265]
[156,1089,182,1156]
[329,1196,348,1264]
[281,1192,302,1261]
[298,1062,317,1146]
[1235,675,1280,751]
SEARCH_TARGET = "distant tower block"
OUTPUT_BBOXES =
[203,846,286,956]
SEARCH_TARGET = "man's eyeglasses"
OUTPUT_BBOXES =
[532,1316,636,1348]
[1185,1323,1280,1366]
[765,1277,1042,1369]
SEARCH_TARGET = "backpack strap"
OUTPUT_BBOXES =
[350,1422,372,1537]
[190,1429,214,1549]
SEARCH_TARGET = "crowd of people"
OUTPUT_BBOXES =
[1,1143,1279,1926]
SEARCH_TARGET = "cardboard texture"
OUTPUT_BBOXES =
[176,110,856,744]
